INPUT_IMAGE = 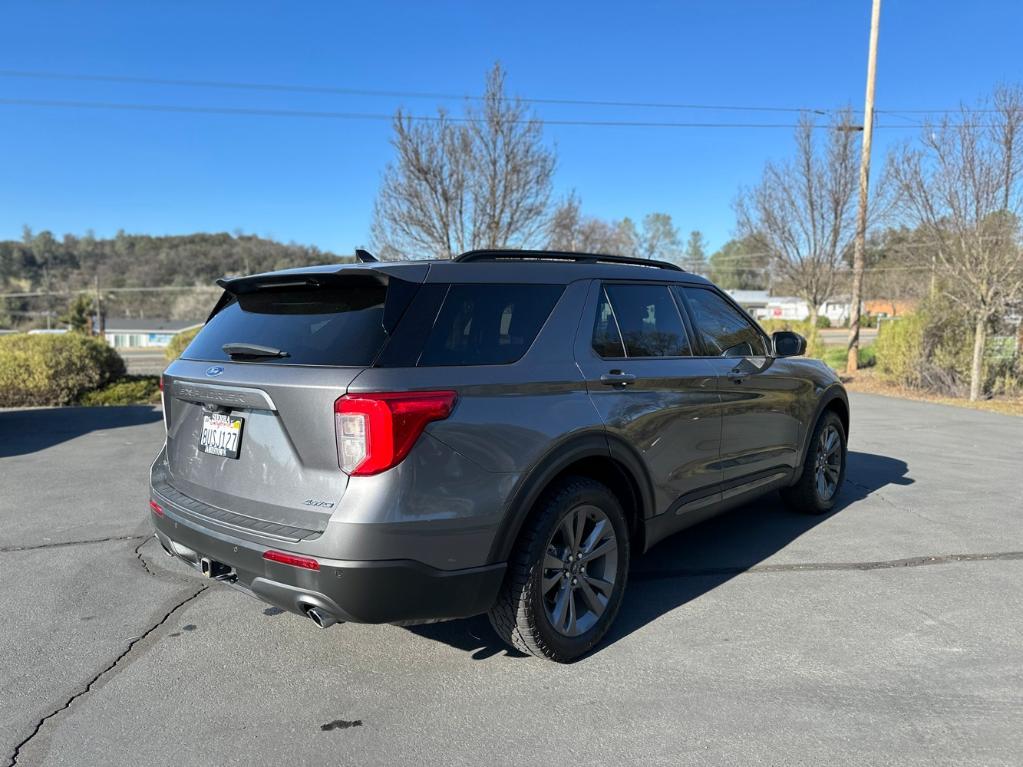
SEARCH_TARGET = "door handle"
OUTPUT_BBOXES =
[728,368,751,384]
[600,370,636,387]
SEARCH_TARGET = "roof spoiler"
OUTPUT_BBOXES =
[209,266,425,334]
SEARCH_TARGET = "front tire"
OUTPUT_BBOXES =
[781,410,847,515]
[488,476,630,662]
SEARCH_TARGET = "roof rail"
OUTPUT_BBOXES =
[453,249,684,271]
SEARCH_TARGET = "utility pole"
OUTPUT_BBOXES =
[94,273,104,337]
[847,0,882,372]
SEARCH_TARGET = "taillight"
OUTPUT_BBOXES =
[334,391,457,476]
[149,500,164,517]
[263,550,320,570]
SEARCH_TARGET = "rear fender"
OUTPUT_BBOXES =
[487,431,655,563]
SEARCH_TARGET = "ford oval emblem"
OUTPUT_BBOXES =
[205,366,225,377]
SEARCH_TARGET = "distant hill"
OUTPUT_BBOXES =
[0,230,352,326]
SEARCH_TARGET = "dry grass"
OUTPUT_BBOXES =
[840,369,1023,417]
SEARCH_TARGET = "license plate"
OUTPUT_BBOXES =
[199,412,244,459]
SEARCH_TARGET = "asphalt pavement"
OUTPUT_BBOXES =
[1,394,1021,766]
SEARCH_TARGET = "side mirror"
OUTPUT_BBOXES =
[772,331,806,357]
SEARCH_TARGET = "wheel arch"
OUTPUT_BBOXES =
[488,431,654,563]
[794,384,850,476]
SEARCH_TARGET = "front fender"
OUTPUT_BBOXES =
[793,383,850,477]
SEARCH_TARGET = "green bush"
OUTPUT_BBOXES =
[757,318,825,359]
[0,333,126,407]
[875,299,979,395]
[815,315,832,329]
[79,375,161,406]
[875,314,925,386]
[165,325,201,361]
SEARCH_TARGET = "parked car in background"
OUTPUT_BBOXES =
[149,250,849,662]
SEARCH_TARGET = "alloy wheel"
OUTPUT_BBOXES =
[541,504,619,637]
[814,424,842,501]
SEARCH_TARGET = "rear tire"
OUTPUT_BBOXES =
[781,410,847,515]
[488,476,630,662]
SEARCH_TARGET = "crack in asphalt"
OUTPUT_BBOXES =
[134,537,155,576]
[631,551,1023,581]
[0,535,146,554]
[5,586,209,767]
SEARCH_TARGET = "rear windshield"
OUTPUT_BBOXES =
[418,284,563,366]
[182,285,388,366]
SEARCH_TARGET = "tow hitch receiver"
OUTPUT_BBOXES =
[199,557,235,581]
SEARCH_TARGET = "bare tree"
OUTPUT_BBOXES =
[547,197,637,254]
[547,194,590,250]
[735,112,860,325]
[888,86,1023,400]
[547,196,683,261]
[372,64,556,259]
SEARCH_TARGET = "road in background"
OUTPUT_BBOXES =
[119,349,168,376]
[819,327,878,346]
[1,395,1021,766]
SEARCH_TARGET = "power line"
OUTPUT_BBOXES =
[0,68,1003,117]
[0,96,943,130]
[0,68,834,114]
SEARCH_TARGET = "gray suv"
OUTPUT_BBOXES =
[150,249,848,661]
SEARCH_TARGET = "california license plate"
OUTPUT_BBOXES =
[199,412,244,459]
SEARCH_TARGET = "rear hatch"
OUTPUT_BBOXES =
[157,266,423,541]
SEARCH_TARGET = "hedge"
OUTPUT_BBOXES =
[165,325,201,361]
[0,333,126,407]
[874,298,1019,396]
[757,318,825,359]
[79,375,161,406]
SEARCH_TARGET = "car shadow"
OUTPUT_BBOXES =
[0,406,163,457]
[405,451,912,661]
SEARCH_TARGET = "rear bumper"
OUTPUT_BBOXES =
[149,498,506,625]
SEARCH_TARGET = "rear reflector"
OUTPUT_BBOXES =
[334,390,457,476]
[149,500,164,517]
[263,550,320,571]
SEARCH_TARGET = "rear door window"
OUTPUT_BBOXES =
[418,284,563,366]
[678,286,769,357]
[594,283,691,358]
[182,284,389,366]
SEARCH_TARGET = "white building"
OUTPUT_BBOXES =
[726,290,771,318]
[727,291,853,325]
[100,319,200,350]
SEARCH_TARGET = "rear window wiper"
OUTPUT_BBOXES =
[222,342,290,359]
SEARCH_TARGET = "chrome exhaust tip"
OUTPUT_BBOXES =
[305,606,338,629]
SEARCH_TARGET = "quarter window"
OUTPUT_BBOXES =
[678,287,768,357]
[593,284,691,358]
[418,284,563,366]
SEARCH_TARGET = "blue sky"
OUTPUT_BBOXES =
[1,1,1021,255]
